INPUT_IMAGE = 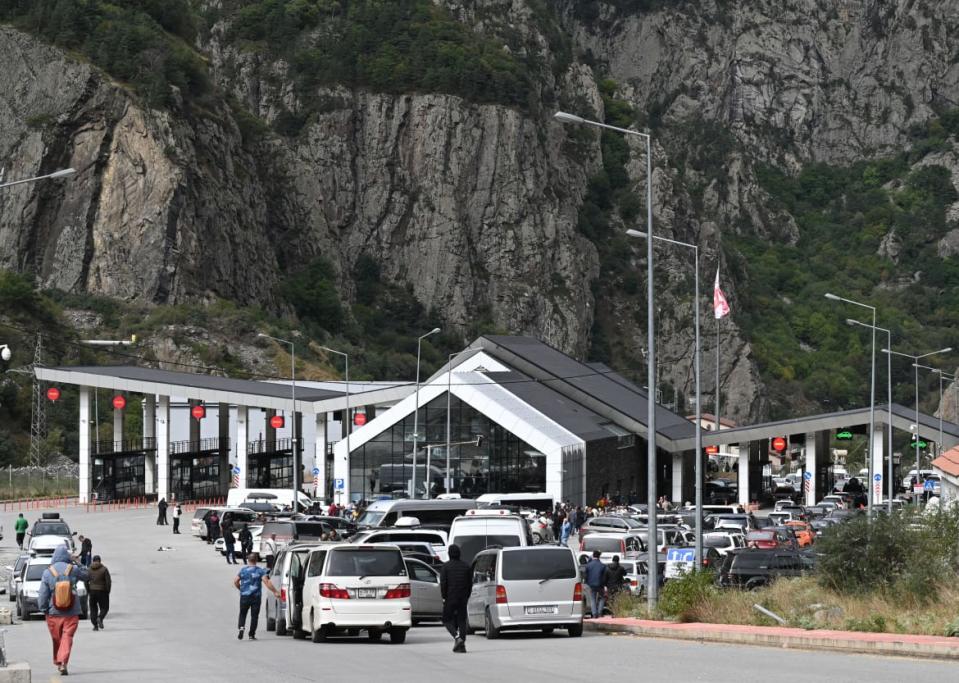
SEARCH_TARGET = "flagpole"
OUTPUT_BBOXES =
[715,316,721,434]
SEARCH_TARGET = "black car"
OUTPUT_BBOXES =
[297,515,357,538]
[705,480,738,505]
[717,548,815,589]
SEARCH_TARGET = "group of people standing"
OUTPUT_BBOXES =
[156,497,183,533]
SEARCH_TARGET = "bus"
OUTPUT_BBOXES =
[475,492,555,513]
[355,498,478,529]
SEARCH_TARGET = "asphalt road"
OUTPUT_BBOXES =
[1,505,955,682]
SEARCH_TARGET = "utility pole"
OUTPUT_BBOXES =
[27,334,46,467]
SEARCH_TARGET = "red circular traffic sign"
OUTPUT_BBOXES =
[46,387,61,402]
[191,404,206,420]
[112,395,126,410]
[772,437,787,452]
[270,415,285,429]
[353,412,367,427]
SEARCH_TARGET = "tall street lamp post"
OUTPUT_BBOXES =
[628,229,702,570]
[258,333,299,509]
[883,346,952,505]
[320,345,350,502]
[0,167,76,190]
[913,365,954,458]
[846,319,893,512]
[555,110,659,608]
[411,328,441,500]
[826,293,876,515]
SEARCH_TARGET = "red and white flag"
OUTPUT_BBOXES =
[713,267,730,319]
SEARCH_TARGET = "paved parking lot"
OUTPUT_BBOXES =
[1,505,956,682]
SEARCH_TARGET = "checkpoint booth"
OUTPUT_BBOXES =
[35,365,413,504]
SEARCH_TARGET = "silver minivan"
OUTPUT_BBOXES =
[264,542,324,636]
[467,546,583,639]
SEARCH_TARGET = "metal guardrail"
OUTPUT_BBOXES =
[170,437,230,455]
[249,437,296,455]
[92,437,156,454]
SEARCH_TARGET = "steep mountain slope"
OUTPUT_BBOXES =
[0,0,958,438]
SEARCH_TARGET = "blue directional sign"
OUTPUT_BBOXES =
[924,479,936,492]
[312,467,320,476]
[231,466,241,475]
[803,472,812,481]
[874,474,882,482]
[666,548,695,563]
[334,478,345,491]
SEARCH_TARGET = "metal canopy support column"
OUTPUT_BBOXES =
[266,409,276,451]
[737,443,750,507]
[315,413,327,499]
[113,394,124,443]
[236,406,248,488]
[219,403,230,493]
[871,423,885,505]
[157,395,170,502]
[671,453,683,504]
[79,387,91,503]
[804,431,817,506]
[144,395,156,494]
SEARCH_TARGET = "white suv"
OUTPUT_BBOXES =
[300,544,411,643]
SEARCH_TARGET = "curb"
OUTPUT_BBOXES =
[585,618,959,661]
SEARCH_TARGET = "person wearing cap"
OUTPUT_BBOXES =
[86,554,112,631]
[439,544,472,653]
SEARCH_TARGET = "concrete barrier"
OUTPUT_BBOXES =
[586,617,959,661]
[0,662,31,682]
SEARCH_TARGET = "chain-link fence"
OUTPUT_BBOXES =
[0,457,78,500]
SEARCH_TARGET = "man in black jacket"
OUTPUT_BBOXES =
[439,544,472,653]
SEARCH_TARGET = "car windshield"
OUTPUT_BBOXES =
[262,522,295,539]
[25,565,48,580]
[33,523,69,536]
[357,511,385,526]
[326,549,405,577]
[704,535,730,548]
[501,549,576,581]
[455,535,522,564]
[583,537,623,553]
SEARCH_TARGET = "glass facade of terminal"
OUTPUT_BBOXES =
[348,394,546,500]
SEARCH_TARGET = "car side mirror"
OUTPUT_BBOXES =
[71,532,77,536]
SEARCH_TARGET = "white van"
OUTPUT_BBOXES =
[448,509,531,564]
[356,498,477,529]
[475,493,555,513]
[226,488,312,512]
[299,544,411,643]
[467,546,583,638]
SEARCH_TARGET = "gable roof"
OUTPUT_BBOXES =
[472,335,696,445]
[932,446,959,478]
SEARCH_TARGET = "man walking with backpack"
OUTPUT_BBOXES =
[38,545,89,676]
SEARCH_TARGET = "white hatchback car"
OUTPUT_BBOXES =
[299,544,411,643]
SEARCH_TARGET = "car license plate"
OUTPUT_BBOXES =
[357,588,377,599]
[525,605,558,615]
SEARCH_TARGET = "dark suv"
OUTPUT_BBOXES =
[717,548,814,589]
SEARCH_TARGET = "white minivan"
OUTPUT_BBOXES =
[448,509,531,564]
[468,546,583,638]
[299,544,411,644]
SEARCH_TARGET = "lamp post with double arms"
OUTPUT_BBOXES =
[555,110,659,608]
[627,229,702,570]
[826,293,876,515]
[320,345,350,501]
[846,319,893,512]
[411,328,441,500]
[883,346,952,505]
[258,333,299,508]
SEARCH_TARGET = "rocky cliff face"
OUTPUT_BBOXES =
[2,0,959,425]
[0,26,279,307]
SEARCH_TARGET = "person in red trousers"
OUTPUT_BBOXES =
[38,545,89,676]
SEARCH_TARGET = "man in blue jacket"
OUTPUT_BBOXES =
[583,550,608,618]
[38,545,89,676]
